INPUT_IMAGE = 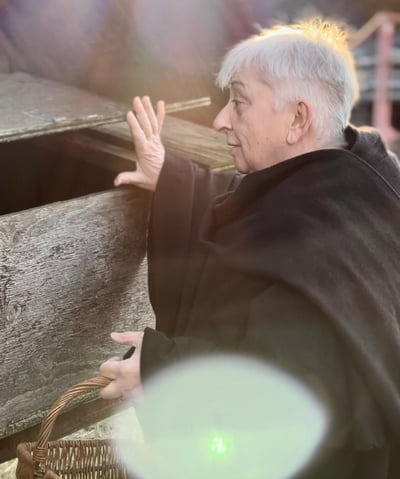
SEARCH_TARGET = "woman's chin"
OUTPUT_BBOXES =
[232,156,250,174]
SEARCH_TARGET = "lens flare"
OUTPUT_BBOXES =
[114,354,329,479]
[208,433,230,455]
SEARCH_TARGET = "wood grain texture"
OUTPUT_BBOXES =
[32,114,235,178]
[0,187,154,444]
[93,115,234,170]
[0,72,128,143]
[0,90,234,460]
[31,133,137,174]
[162,115,234,170]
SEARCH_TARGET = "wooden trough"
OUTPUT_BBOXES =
[0,72,232,462]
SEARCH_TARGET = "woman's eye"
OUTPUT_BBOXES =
[231,99,241,108]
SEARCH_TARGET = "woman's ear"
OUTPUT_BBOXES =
[286,101,313,145]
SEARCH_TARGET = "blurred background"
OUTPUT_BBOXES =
[0,0,399,143]
[0,0,399,141]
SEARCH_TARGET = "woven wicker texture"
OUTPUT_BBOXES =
[15,377,130,479]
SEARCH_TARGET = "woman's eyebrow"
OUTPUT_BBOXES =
[230,80,246,90]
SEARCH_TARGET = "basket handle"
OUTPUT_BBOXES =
[32,376,111,471]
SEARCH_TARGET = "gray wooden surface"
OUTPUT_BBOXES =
[94,115,234,171]
[0,72,128,143]
[0,93,234,461]
[0,187,154,444]
[32,114,235,176]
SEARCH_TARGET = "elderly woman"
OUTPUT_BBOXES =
[100,18,400,478]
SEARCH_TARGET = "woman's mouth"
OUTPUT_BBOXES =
[228,143,240,153]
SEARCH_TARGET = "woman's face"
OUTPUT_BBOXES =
[213,66,296,173]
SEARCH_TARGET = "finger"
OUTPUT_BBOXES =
[114,171,156,191]
[111,331,143,346]
[108,356,121,362]
[142,96,159,135]
[156,100,166,133]
[126,110,147,149]
[132,96,152,138]
[100,358,121,379]
[114,171,142,187]
[100,380,123,400]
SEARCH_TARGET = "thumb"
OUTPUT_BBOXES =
[114,171,155,191]
[114,171,141,187]
[111,331,142,345]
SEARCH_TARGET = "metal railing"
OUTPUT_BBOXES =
[351,12,400,142]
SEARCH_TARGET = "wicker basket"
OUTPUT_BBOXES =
[16,376,131,479]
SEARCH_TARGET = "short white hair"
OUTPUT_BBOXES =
[216,18,360,145]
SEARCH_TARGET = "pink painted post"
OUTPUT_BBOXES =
[372,13,400,142]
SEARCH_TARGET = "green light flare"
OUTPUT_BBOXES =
[114,354,329,479]
[208,433,230,456]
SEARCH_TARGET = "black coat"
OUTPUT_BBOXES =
[140,126,400,478]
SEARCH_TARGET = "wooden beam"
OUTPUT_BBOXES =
[32,133,136,173]
[32,115,235,176]
[91,115,234,171]
[0,72,128,143]
[164,97,211,114]
[0,187,154,455]
[0,110,234,464]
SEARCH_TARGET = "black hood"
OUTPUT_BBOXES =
[345,125,400,196]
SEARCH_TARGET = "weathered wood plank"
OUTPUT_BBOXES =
[162,116,233,170]
[0,71,214,145]
[92,115,234,170]
[0,188,154,447]
[32,115,235,176]
[31,133,136,173]
[0,72,129,143]
[0,95,234,463]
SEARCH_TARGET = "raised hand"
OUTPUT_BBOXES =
[114,96,165,191]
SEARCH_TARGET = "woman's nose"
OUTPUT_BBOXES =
[213,104,231,132]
